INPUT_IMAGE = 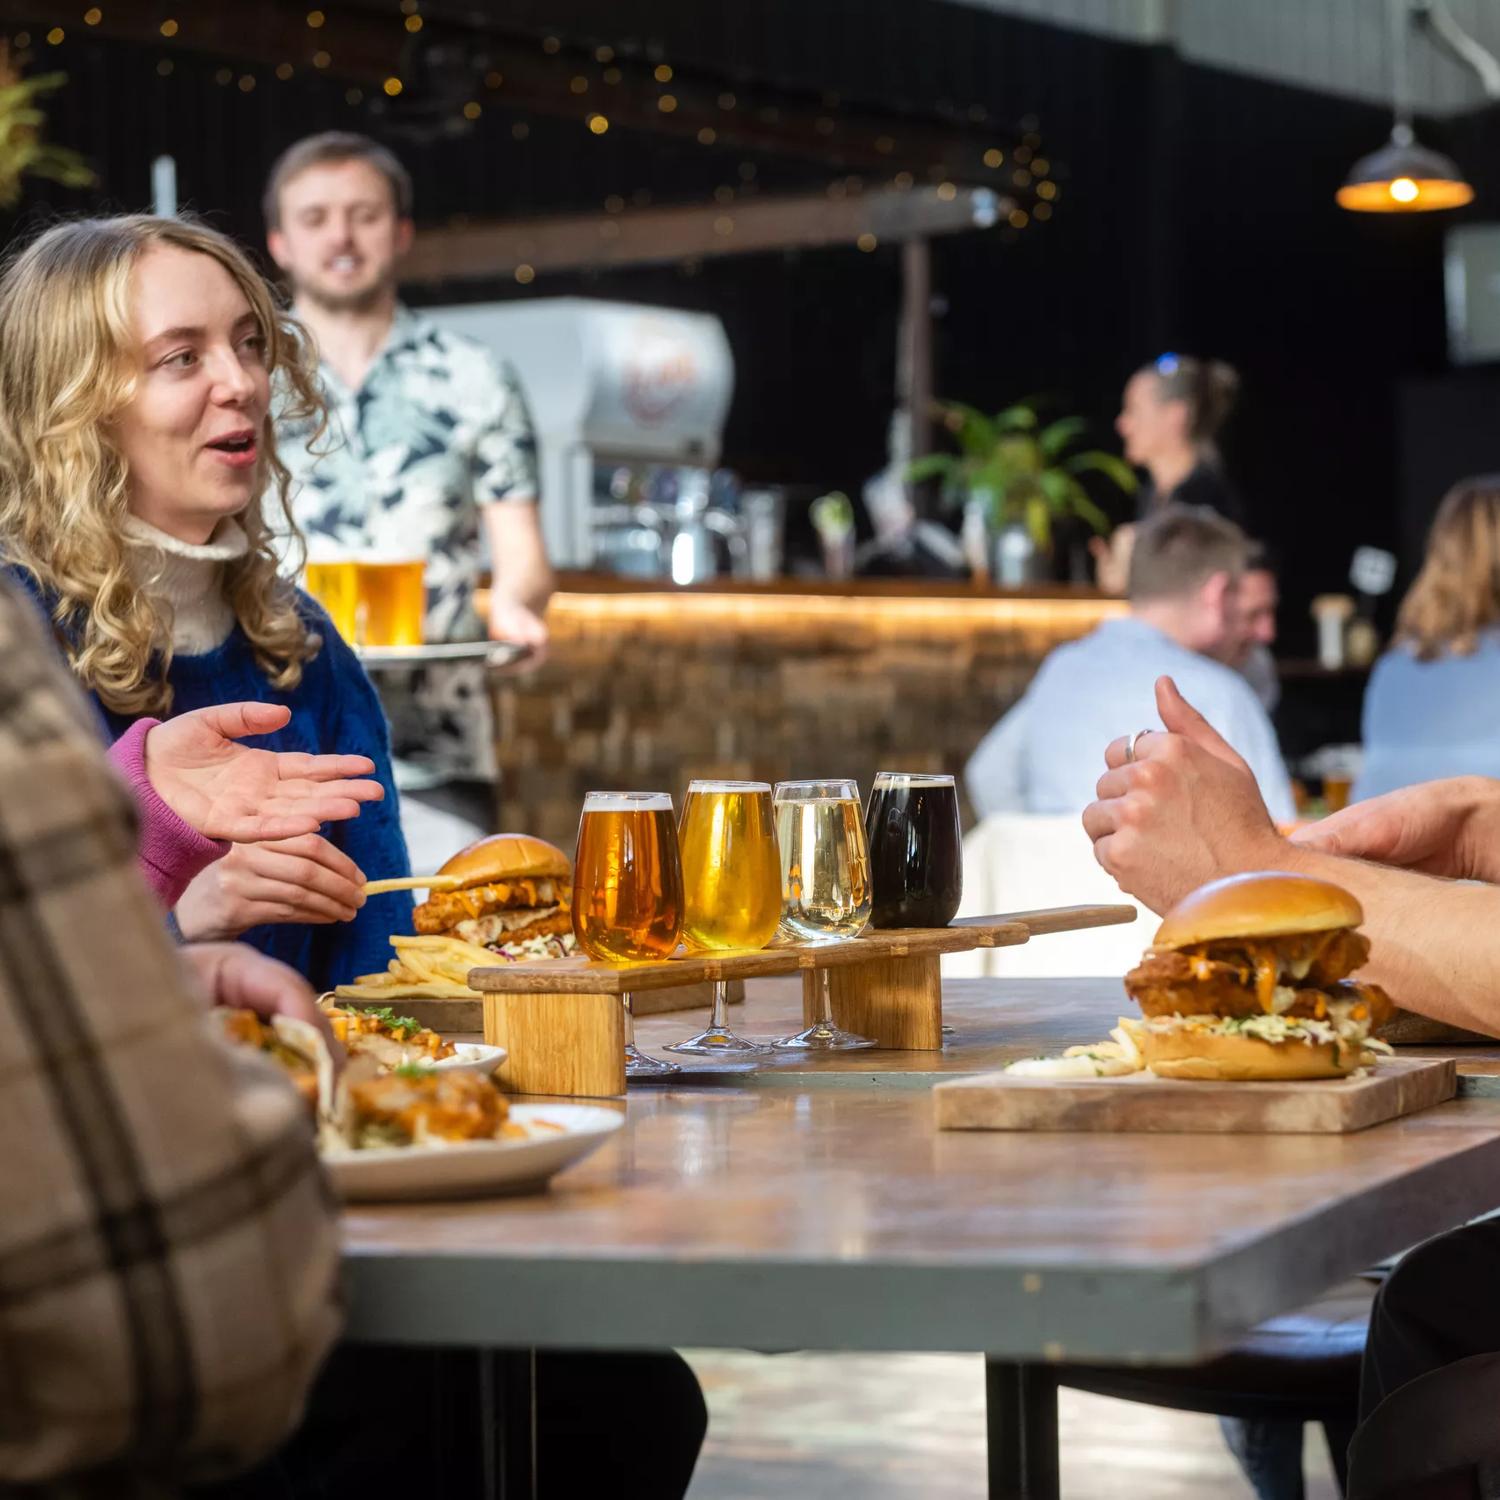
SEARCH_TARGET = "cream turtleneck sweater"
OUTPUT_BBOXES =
[122,515,249,655]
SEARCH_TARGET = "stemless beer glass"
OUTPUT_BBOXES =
[303,554,360,643]
[865,772,964,928]
[572,791,685,1078]
[356,557,426,647]
[771,779,875,1051]
[667,780,781,1057]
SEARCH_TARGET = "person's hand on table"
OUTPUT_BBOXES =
[1082,676,1286,912]
[1291,776,1500,884]
[182,941,342,1066]
[145,702,383,843]
[487,594,549,671]
[175,834,366,941]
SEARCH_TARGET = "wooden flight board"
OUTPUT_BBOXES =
[934,1055,1458,1135]
[465,907,1133,996]
[466,906,1136,1096]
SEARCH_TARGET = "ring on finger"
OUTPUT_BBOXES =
[1126,728,1153,764]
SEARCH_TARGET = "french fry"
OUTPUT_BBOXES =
[361,875,465,896]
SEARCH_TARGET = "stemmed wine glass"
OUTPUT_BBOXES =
[666,780,782,1057]
[770,779,876,1051]
[572,790,684,1079]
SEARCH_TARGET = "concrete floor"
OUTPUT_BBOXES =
[684,1351,1343,1499]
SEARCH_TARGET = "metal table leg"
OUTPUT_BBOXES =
[478,1347,537,1500]
[985,1358,1060,1500]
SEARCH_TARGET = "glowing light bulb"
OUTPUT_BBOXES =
[1390,177,1420,203]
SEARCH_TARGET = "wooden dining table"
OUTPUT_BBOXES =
[339,976,1500,1498]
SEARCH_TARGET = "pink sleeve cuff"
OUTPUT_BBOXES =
[109,718,229,908]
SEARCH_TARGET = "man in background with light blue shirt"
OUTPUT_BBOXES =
[966,506,1296,822]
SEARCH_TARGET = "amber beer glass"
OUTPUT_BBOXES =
[770,779,875,1051]
[667,780,781,1057]
[355,558,426,648]
[303,558,360,643]
[572,791,685,1077]
[865,772,963,928]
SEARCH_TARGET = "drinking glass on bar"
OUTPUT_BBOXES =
[667,780,781,1057]
[572,791,685,1078]
[770,778,876,1052]
[865,772,964,928]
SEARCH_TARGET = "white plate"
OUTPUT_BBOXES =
[324,1103,625,1202]
[430,1043,507,1076]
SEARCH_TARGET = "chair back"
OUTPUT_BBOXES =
[943,814,1148,978]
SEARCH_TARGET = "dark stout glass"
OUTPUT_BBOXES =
[864,772,963,929]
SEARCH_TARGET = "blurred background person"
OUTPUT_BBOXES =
[1239,542,1282,713]
[0,214,409,990]
[265,132,551,871]
[1354,476,1500,801]
[1093,353,1244,593]
[966,505,1294,819]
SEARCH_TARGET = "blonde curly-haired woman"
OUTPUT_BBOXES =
[0,214,410,989]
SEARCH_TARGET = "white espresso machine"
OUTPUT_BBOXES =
[424,297,735,570]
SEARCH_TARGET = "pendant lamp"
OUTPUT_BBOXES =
[1337,0,1497,214]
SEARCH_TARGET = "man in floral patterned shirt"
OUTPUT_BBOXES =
[265,132,553,857]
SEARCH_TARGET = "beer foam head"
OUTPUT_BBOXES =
[581,791,674,812]
[687,779,771,793]
[873,772,955,788]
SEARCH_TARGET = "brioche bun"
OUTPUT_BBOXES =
[1153,872,1363,952]
[1134,1024,1357,1081]
[437,833,571,889]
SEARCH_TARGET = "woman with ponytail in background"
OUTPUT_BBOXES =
[1094,352,1244,592]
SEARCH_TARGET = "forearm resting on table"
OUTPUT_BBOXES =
[1276,842,1500,1035]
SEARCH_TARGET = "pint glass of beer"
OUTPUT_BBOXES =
[864,772,963,928]
[572,791,685,1077]
[303,555,361,644]
[355,557,426,648]
[770,779,875,1052]
[667,780,780,1057]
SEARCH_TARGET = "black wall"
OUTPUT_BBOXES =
[13,0,1499,652]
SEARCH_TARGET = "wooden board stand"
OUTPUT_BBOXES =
[934,1056,1457,1135]
[467,906,1136,1098]
[484,990,626,1098]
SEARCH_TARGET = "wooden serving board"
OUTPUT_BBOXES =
[338,980,743,1035]
[934,1056,1457,1135]
[464,907,1133,995]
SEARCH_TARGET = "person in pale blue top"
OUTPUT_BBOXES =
[967,505,1296,822]
[1355,477,1500,802]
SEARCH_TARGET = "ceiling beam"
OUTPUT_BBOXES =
[401,184,1012,283]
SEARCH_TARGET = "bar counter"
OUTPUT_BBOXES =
[491,572,1124,847]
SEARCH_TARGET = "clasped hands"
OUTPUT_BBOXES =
[1083,676,1500,911]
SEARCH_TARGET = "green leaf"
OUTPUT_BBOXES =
[1065,450,1139,493]
[1024,495,1052,547]
[992,402,1039,433]
[1039,415,1088,459]
[904,453,958,484]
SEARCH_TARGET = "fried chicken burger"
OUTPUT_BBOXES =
[412,833,575,960]
[1121,872,1394,1080]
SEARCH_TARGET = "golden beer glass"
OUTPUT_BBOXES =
[572,791,685,1078]
[770,778,876,1051]
[303,558,360,643]
[355,558,426,647]
[666,780,780,1058]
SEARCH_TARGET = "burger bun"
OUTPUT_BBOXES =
[1153,872,1364,952]
[437,833,571,889]
[1135,1025,1357,1081]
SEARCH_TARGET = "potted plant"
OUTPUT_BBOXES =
[906,400,1137,583]
[0,44,93,209]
